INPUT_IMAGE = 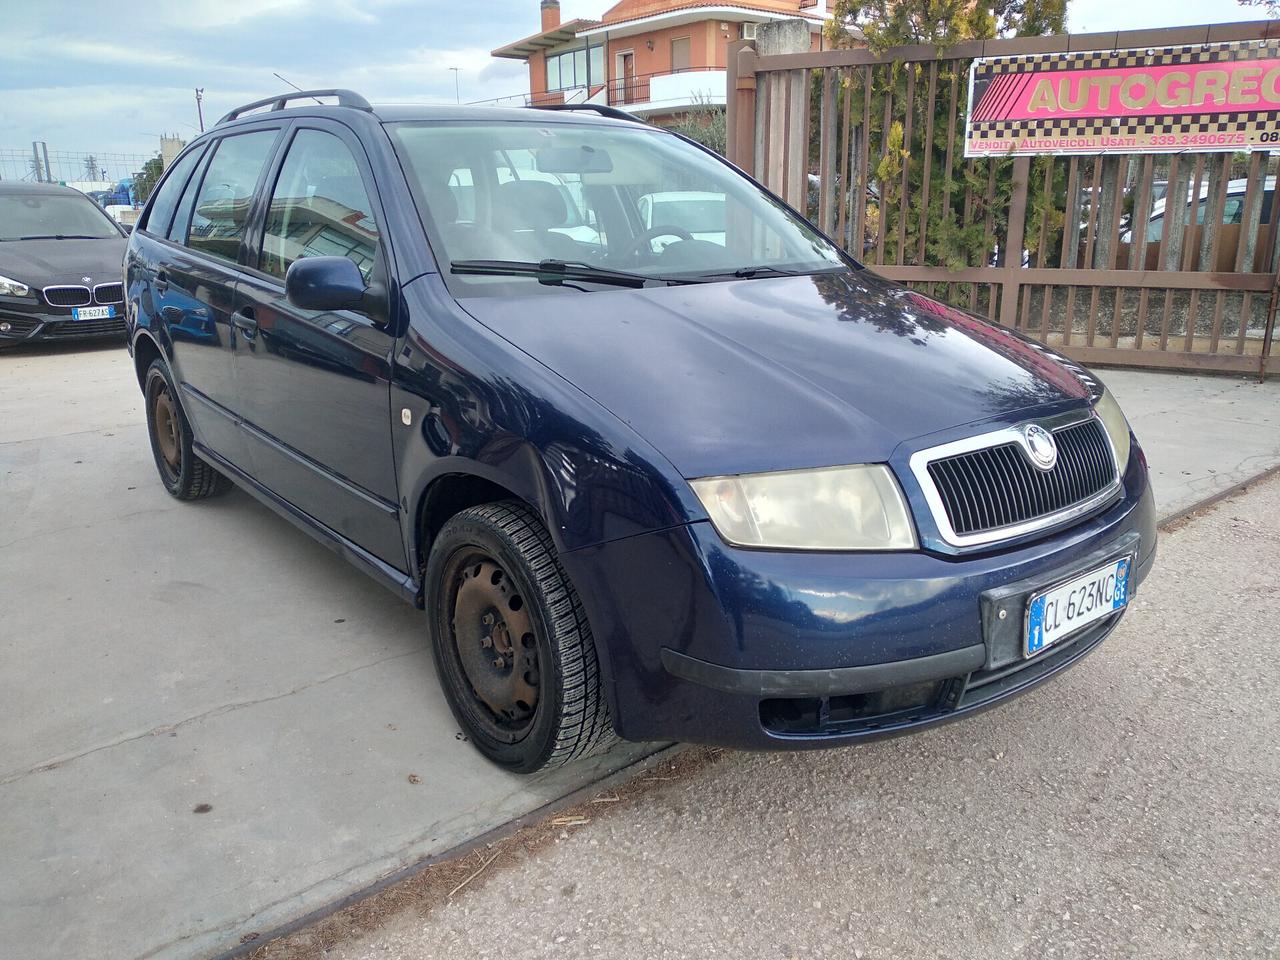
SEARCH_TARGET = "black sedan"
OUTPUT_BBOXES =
[0,181,129,345]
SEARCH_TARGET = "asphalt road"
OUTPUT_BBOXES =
[2,341,1279,960]
[326,475,1280,960]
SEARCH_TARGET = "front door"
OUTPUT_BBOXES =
[232,123,404,568]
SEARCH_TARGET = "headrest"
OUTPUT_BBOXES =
[430,183,458,226]
[496,179,568,231]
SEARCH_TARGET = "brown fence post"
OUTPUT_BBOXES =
[999,156,1032,328]
[725,40,757,170]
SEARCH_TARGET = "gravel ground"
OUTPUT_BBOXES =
[302,477,1280,960]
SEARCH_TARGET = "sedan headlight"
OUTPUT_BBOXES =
[0,274,32,298]
[690,464,917,550]
[1095,387,1132,475]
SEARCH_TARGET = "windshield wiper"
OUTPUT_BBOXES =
[14,234,102,241]
[450,259,706,289]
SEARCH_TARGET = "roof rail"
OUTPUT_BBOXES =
[528,103,647,124]
[216,89,373,126]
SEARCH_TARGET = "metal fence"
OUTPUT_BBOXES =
[725,21,1280,376]
[0,148,150,186]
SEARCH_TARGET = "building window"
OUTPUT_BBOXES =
[671,36,691,72]
[546,43,604,91]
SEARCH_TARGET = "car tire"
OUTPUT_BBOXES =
[143,358,231,501]
[426,500,616,773]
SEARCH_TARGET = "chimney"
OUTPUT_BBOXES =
[541,0,561,32]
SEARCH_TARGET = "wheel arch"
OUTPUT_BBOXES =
[131,329,165,389]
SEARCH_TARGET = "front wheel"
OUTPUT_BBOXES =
[144,359,231,500]
[425,501,615,773]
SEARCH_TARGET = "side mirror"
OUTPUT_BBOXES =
[285,256,368,312]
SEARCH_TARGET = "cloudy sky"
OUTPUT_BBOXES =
[0,0,1263,167]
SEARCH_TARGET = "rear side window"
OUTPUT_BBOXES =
[188,130,278,264]
[260,129,380,282]
[168,152,207,244]
[140,147,203,237]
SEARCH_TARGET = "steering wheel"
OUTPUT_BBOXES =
[619,224,695,263]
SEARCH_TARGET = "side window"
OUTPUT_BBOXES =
[188,130,278,264]
[140,147,202,237]
[168,152,207,244]
[260,129,380,282]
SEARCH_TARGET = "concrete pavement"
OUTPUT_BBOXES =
[1,344,1279,960]
[322,474,1280,960]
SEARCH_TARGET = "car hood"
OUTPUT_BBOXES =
[459,270,1094,478]
[0,237,127,287]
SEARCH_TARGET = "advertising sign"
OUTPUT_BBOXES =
[965,40,1280,156]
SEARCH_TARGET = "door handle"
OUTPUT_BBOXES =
[232,306,258,341]
[154,271,169,294]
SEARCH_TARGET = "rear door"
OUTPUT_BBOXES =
[158,128,282,468]
[232,121,403,567]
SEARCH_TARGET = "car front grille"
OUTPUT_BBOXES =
[43,285,91,307]
[93,283,124,304]
[920,417,1118,544]
[42,318,126,338]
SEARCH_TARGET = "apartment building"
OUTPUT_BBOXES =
[491,0,829,120]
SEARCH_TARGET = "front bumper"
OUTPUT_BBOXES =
[561,445,1156,750]
[0,301,126,344]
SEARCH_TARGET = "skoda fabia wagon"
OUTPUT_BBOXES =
[124,90,1156,772]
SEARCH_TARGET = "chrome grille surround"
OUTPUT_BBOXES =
[93,282,124,305]
[908,409,1123,549]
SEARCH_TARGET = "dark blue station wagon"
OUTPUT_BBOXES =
[125,90,1156,772]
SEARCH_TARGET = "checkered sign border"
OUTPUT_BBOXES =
[985,39,1280,75]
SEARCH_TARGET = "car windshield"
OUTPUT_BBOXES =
[0,193,120,241]
[389,119,847,295]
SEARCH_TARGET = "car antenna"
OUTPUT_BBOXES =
[273,73,325,105]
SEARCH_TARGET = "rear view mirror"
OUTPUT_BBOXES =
[535,145,613,175]
[285,256,367,312]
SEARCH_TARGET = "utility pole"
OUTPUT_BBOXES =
[41,142,52,183]
[31,142,44,182]
[450,67,461,103]
[195,88,205,132]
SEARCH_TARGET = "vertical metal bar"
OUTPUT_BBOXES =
[854,65,872,259]
[1000,156,1031,329]
[1040,285,1053,341]
[897,65,915,265]
[941,70,958,245]
[917,61,938,265]
[818,68,835,232]
[1135,287,1150,350]
[1157,154,1182,272]
[1235,150,1264,273]
[836,67,853,246]
[876,69,893,265]
[1130,154,1155,270]
[1060,157,1080,268]
[1081,156,1103,268]
[1111,288,1126,348]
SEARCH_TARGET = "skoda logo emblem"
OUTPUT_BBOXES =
[1022,424,1058,471]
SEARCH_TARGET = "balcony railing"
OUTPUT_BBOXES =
[473,67,725,114]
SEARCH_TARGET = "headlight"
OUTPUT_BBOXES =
[690,464,917,550]
[0,274,32,298]
[1095,388,1132,475]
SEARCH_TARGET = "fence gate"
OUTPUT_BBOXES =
[725,22,1280,376]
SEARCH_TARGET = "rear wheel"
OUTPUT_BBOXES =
[144,359,231,500]
[426,501,614,773]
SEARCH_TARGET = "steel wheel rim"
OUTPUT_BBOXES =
[446,552,541,743]
[152,384,181,472]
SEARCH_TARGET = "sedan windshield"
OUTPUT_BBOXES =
[389,119,848,295]
[0,193,121,241]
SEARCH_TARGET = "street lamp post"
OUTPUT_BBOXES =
[449,67,461,104]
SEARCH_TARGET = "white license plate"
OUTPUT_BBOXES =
[72,305,114,321]
[1025,557,1132,658]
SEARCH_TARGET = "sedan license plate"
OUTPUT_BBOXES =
[72,305,114,321]
[1025,557,1131,658]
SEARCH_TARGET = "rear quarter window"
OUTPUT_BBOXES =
[140,147,204,237]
